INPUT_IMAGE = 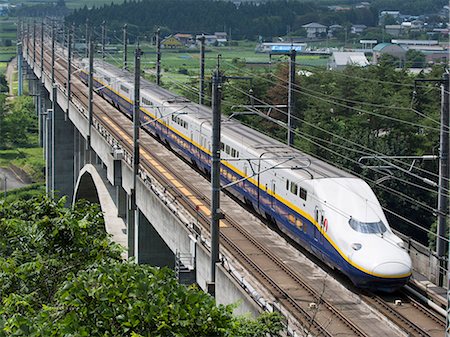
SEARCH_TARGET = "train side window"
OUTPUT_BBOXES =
[142,97,152,107]
[120,84,129,94]
[225,145,230,155]
[236,151,239,157]
[290,182,298,195]
[299,187,307,201]
[314,207,319,222]
[221,142,224,151]
[286,179,289,190]
[231,148,236,157]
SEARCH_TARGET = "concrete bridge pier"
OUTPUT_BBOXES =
[43,103,75,202]
[112,158,127,219]
[134,209,174,267]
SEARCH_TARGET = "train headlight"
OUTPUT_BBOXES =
[351,243,362,251]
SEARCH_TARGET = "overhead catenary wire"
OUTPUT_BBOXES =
[62,33,445,242]
[218,59,446,182]
[168,66,446,240]
[221,59,442,132]
[162,72,445,223]
[226,81,445,185]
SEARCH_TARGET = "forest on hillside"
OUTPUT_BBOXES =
[62,0,447,40]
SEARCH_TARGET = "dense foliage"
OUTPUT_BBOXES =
[0,96,38,149]
[66,0,446,40]
[0,196,283,336]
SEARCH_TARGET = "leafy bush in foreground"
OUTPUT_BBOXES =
[0,196,283,336]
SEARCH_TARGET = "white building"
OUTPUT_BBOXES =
[329,52,369,69]
[302,22,327,38]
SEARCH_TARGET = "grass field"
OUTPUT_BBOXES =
[0,62,7,75]
[104,41,327,92]
[0,147,44,181]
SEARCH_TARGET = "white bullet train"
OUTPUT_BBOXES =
[80,61,412,292]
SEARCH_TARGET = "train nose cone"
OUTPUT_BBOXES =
[372,262,411,278]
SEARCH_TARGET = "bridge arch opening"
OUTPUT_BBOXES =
[73,171,100,205]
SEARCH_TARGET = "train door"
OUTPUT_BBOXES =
[270,180,276,209]
[311,206,324,260]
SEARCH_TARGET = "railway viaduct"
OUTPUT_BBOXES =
[18,24,448,336]
[20,40,267,317]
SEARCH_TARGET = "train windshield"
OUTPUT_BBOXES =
[348,217,387,234]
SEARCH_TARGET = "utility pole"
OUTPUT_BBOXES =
[123,24,128,70]
[101,21,106,60]
[416,74,450,288]
[156,27,161,86]
[132,45,142,260]
[132,45,142,211]
[51,21,55,87]
[441,72,450,337]
[87,35,94,154]
[437,71,450,287]
[17,33,23,96]
[85,19,89,58]
[287,49,296,146]
[209,58,223,297]
[66,23,73,120]
[199,35,205,105]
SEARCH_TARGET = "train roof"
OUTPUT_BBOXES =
[94,61,354,180]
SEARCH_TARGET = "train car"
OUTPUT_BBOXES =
[81,61,412,292]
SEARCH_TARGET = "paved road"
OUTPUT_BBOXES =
[0,167,27,192]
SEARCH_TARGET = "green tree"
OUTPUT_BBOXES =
[405,49,426,68]
[0,195,283,336]
[2,96,38,148]
[28,263,282,337]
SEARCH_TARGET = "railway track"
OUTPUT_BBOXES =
[361,291,445,337]
[27,39,446,337]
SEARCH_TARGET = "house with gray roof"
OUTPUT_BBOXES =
[302,22,327,38]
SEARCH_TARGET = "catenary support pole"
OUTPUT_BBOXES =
[51,21,55,87]
[199,35,205,105]
[17,38,23,96]
[209,61,223,297]
[40,21,44,79]
[101,21,106,60]
[156,28,161,86]
[123,24,128,70]
[32,20,36,67]
[87,35,94,154]
[66,23,73,120]
[132,46,142,260]
[85,19,89,58]
[437,72,450,288]
[287,49,296,146]
[132,45,141,209]
[444,73,450,337]
[440,74,450,337]
[50,20,57,198]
